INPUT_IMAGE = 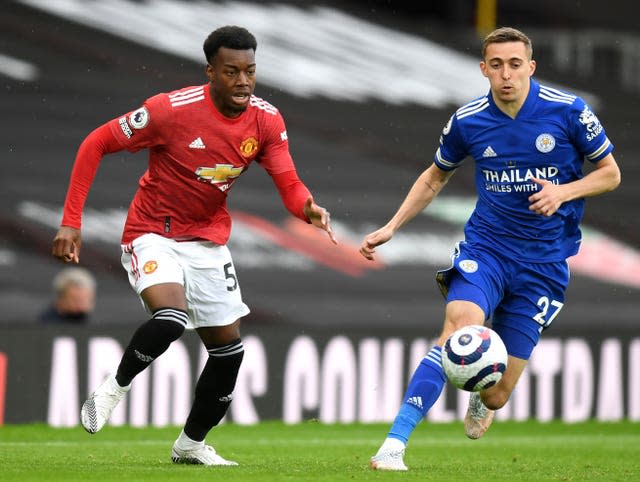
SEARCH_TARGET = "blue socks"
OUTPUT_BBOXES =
[387,346,446,444]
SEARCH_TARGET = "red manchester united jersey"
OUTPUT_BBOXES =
[108,84,296,244]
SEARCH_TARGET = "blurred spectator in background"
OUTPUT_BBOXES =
[39,267,96,323]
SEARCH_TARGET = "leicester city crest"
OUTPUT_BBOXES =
[535,133,555,153]
[458,259,478,273]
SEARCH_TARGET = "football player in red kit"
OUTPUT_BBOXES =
[52,25,336,466]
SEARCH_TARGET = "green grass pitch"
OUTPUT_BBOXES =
[0,421,638,481]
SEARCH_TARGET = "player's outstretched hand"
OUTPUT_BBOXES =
[52,226,82,263]
[359,226,393,261]
[304,197,338,245]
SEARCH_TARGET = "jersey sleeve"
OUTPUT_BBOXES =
[433,112,468,171]
[257,111,311,221]
[255,110,296,175]
[107,93,167,152]
[568,97,614,163]
[60,123,124,228]
[61,94,168,228]
[271,170,312,222]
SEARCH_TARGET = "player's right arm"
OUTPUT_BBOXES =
[52,123,123,263]
[360,109,466,261]
[359,163,453,261]
[53,95,165,263]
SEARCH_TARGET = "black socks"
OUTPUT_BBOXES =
[115,308,187,387]
[183,339,244,441]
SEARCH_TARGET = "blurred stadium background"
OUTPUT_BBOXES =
[0,0,638,425]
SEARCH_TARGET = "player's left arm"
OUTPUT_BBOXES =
[271,170,337,244]
[528,153,621,217]
[259,109,337,244]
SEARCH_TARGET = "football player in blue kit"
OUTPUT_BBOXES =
[359,27,621,471]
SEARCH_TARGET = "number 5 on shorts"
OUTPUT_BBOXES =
[223,262,238,292]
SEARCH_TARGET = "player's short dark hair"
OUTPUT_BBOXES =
[481,27,533,60]
[203,26,257,64]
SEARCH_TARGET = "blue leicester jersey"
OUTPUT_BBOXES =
[434,78,614,262]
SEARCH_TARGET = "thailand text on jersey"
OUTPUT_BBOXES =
[110,84,295,244]
[434,78,614,262]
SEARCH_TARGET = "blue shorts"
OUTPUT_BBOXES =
[436,242,570,360]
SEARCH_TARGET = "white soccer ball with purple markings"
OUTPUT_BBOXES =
[442,325,508,392]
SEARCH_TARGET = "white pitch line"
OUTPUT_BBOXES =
[0,434,637,448]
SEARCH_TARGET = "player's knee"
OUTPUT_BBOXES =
[151,309,187,342]
[482,387,511,410]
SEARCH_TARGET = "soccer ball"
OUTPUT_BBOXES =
[442,325,508,392]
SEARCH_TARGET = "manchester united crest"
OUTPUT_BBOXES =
[239,137,259,158]
[143,260,158,274]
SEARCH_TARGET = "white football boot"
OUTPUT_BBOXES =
[369,438,408,471]
[80,374,130,434]
[464,392,495,439]
[171,431,238,466]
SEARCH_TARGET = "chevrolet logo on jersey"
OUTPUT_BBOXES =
[195,165,244,192]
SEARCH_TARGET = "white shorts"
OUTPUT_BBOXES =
[120,233,250,329]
